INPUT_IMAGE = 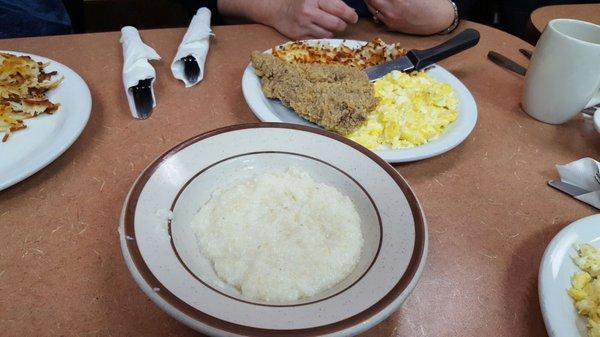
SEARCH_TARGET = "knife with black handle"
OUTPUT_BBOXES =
[366,28,481,81]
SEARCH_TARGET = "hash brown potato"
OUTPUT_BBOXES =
[272,38,406,69]
[0,52,62,142]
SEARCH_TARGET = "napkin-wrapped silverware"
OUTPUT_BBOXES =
[171,7,214,87]
[120,26,161,119]
[548,157,600,209]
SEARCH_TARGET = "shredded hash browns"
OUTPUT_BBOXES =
[271,38,406,69]
[0,52,62,142]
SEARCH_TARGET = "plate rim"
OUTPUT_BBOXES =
[0,50,92,191]
[539,213,600,337]
[120,122,428,336]
[241,38,478,163]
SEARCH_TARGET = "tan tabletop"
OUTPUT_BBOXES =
[1,20,599,336]
[530,3,600,34]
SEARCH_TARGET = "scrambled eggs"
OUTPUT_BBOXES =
[569,244,600,337]
[347,70,458,150]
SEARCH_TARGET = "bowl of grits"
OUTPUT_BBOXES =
[119,123,427,336]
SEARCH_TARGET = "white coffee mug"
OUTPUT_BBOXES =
[523,19,600,125]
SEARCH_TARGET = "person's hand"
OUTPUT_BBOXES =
[364,0,455,35]
[270,0,359,40]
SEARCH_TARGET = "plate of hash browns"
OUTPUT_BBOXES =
[242,38,477,163]
[0,51,91,191]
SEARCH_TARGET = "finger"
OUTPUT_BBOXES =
[306,23,334,39]
[365,0,393,14]
[364,2,377,15]
[311,10,348,33]
[365,2,388,22]
[317,0,358,24]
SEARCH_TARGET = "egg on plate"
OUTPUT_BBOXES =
[348,70,458,150]
[569,244,600,337]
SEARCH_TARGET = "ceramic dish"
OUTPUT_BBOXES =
[539,214,600,337]
[119,123,428,336]
[241,39,477,163]
[0,51,92,191]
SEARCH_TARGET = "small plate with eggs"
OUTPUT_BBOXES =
[242,39,478,163]
[539,214,600,337]
[119,123,428,336]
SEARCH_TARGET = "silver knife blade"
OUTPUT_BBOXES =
[366,56,414,81]
[519,48,532,59]
[487,51,527,76]
[548,180,590,197]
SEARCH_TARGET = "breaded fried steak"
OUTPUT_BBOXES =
[251,52,377,135]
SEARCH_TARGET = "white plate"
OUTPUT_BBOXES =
[539,214,600,337]
[241,39,477,163]
[119,123,428,336]
[0,51,92,191]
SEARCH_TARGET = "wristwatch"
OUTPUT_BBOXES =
[438,0,459,35]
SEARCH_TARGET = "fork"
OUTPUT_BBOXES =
[181,55,200,83]
[595,167,600,185]
[131,78,154,119]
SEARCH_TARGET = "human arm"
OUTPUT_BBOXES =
[365,0,456,35]
[217,0,359,39]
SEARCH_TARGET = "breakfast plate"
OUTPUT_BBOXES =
[0,51,91,191]
[539,214,600,337]
[119,123,428,336]
[241,39,477,163]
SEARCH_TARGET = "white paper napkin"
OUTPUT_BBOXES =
[171,7,213,87]
[556,157,600,209]
[120,26,161,118]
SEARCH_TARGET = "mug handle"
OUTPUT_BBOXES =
[585,88,600,108]
[588,90,600,134]
[594,108,600,134]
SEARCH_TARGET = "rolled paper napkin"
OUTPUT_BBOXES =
[556,157,600,209]
[120,26,161,118]
[171,7,214,87]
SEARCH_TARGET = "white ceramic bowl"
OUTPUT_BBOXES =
[539,214,600,337]
[119,123,428,336]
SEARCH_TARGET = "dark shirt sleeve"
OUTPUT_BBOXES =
[0,0,72,38]
[178,0,224,25]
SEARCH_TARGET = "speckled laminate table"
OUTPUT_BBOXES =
[1,19,599,337]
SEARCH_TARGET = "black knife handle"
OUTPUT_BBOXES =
[407,28,480,71]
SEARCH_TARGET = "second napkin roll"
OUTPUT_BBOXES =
[171,7,214,87]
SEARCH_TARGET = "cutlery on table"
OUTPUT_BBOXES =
[582,104,599,116]
[548,180,590,198]
[519,48,533,59]
[487,51,527,76]
[131,78,154,119]
[181,55,200,83]
[365,28,481,81]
